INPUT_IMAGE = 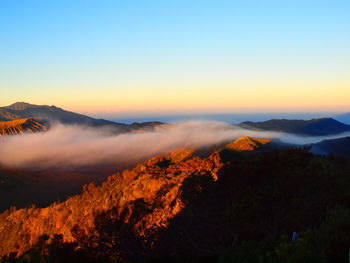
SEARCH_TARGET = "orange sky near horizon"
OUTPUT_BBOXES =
[2,75,349,115]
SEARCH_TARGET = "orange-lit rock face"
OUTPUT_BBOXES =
[225,136,270,152]
[0,136,273,258]
[0,149,224,257]
[0,118,47,136]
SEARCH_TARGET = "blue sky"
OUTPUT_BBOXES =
[1,0,349,114]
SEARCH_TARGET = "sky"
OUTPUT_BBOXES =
[1,0,349,115]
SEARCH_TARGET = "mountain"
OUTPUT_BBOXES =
[311,136,350,158]
[1,139,349,262]
[238,118,350,136]
[225,136,270,151]
[0,118,47,136]
[0,102,128,128]
[0,108,20,121]
[0,145,224,258]
[4,102,38,111]
[334,112,350,125]
[0,102,168,134]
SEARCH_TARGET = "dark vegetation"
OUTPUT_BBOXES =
[153,149,350,263]
[1,148,349,262]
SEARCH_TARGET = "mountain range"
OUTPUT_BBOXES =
[2,102,350,137]
[0,102,165,134]
[0,102,121,126]
[238,118,350,136]
[311,136,350,158]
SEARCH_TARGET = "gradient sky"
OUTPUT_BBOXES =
[1,0,349,115]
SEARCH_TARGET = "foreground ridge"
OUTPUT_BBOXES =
[1,143,350,262]
[0,150,223,258]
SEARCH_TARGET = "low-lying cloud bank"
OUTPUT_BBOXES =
[278,131,350,145]
[1,121,349,169]
[0,121,278,169]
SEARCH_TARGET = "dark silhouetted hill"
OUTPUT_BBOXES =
[311,136,350,158]
[1,102,126,127]
[239,118,350,136]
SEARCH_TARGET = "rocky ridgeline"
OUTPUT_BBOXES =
[0,118,47,136]
[0,137,348,262]
[225,136,270,151]
[0,146,224,258]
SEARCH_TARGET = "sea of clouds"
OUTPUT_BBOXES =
[1,121,349,169]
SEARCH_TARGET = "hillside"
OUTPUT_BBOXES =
[238,118,350,136]
[0,102,129,129]
[0,146,223,259]
[0,103,169,135]
[0,140,349,262]
[0,118,47,136]
[311,136,350,158]
[225,136,270,151]
[0,109,20,121]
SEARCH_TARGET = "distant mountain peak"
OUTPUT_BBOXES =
[5,102,39,111]
[226,136,271,151]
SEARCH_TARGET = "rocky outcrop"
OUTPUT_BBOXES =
[225,136,270,151]
[0,118,47,136]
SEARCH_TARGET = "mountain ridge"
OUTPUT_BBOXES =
[0,146,224,258]
[311,136,350,158]
[5,102,39,111]
[226,136,271,151]
[0,118,47,136]
[0,102,127,127]
[0,102,168,134]
[1,144,349,262]
[238,118,350,136]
